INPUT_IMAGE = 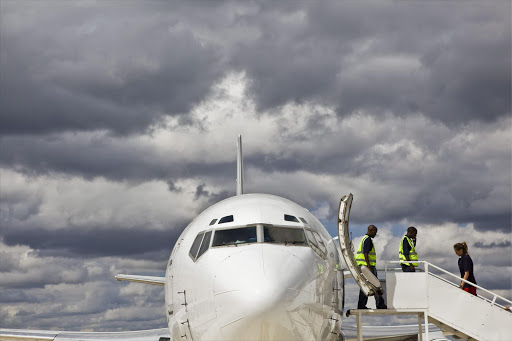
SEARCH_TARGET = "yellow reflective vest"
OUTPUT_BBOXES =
[355,235,376,266]
[399,235,418,266]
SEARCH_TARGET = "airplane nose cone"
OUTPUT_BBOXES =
[213,246,314,339]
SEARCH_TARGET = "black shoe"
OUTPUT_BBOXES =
[377,305,387,309]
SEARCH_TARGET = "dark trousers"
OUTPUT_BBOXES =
[357,266,386,309]
[401,264,415,272]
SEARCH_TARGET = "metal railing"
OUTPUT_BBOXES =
[386,260,512,309]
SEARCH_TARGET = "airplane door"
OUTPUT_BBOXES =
[337,194,382,297]
[168,239,195,341]
[166,240,181,320]
[334,266,344,314]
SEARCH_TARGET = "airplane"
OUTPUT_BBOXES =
[0,136,447,341]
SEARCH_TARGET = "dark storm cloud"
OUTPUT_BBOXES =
[194,183,210,200]
[2,226,179,260]
[0,134,235,181]
[233,2,511,124]
[474,240,512,249]
[0,289,30,303]
[2,2,509,138]
[0,2,224,135]
[195,184,232,207]
[232,34,340,110]
[167,180,182,193]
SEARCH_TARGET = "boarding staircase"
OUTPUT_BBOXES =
[337,194,512,341]
[384,261,512,341]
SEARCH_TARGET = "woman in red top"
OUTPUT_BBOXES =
[453,242,477,296]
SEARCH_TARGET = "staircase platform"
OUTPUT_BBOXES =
[345,309,432,341]
[384,262,512,341]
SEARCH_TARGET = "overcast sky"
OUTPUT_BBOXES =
[0,0,511,332]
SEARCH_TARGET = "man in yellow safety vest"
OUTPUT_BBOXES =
[356,225,386,309]
[399,226,418,272]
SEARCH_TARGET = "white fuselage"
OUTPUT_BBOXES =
[165,194,343,341]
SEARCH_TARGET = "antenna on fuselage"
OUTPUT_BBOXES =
[236,135,244,195]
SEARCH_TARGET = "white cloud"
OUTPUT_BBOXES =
[0,168,205,231]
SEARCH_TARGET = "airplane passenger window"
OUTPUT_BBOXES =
[263,226,306,245]
[211,227,257,247]
[197,231,212,259]
[284,214,299,223]
[189,233,204,261]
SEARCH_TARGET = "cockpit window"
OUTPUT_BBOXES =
[284,214,299,223]
[189,233,204,260]
[305,229,318,247]
[209,219,217,226]
[299,217,307,224]
[218,215,234,224]
[197,231,212,259]
[212,227,257,247]
[305,229,326,258]
[264,226,306,245]
[189,230,214,262]
[312,230,327,254]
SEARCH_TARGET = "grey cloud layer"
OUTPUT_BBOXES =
[1,227,178,260]
[233,3,511,123]
[0,133,236,181]
[1,2,510,136]
[0,0,510,332]
[2,116,509,232]
[1,2,223,135]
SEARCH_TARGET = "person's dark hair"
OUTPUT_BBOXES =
[407,226,417,234]
[367,224,378,236]
[454,242,469,254]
